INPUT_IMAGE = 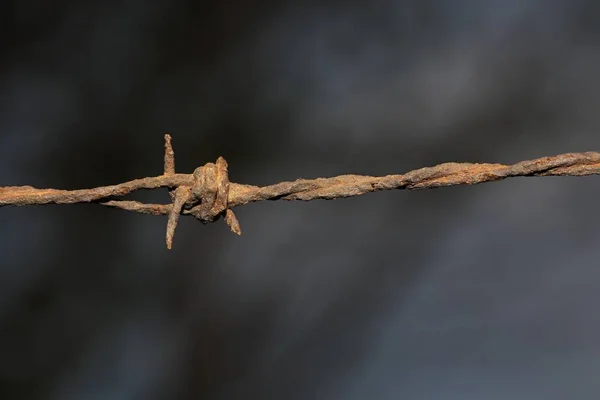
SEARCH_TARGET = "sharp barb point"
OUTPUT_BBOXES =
[164,133,175,176]
[165,186,190,249]
[225,209,242,235]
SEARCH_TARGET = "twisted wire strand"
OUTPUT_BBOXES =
[1,134,599,249]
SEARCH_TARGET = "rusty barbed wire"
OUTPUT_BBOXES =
[1,134,600,249]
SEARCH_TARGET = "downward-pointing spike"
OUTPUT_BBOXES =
[166,186,190,249]
[224,209,242,235]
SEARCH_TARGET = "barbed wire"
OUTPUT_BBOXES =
[1,134,599,249]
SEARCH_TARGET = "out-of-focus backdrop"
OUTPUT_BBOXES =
[1,1,600,399]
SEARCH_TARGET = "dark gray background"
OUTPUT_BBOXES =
[1,1,600,399]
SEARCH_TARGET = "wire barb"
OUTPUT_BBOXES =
[164,133,176,175]
[1,136,600,249]
[166,186,190,250]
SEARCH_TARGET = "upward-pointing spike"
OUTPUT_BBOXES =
[164,133,175,175]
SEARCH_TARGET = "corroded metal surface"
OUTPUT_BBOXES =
[2,135,600,249]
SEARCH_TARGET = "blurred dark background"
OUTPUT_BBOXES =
[1,1,600,399]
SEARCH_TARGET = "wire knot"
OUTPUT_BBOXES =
[164,135,241,249]
[187,158,241,234]
[188,157,231,223]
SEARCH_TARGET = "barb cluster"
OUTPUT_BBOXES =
[160,135,240,249]
[1,135,600,249]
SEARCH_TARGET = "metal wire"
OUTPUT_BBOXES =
[2,134,599,249]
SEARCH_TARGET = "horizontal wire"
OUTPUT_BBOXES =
[1,134,599,248]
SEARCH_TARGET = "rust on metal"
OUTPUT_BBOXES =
[1,134,600,249]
